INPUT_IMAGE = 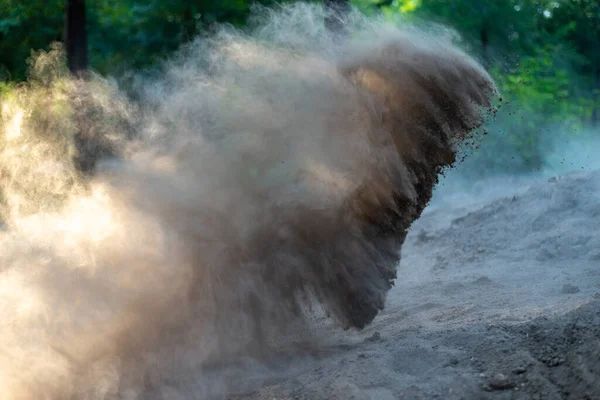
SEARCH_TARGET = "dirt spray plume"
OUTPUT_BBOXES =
[0,4,497,399]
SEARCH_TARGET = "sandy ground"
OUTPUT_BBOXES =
[222,169,600,400]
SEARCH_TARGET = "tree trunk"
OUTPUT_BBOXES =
[66,0,94,174]
[66,0,88,76]
[480,25,490,67]
[182,6,196,43]
[324,0,350,35]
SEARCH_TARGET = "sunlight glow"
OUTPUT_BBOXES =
[2,103,24,140]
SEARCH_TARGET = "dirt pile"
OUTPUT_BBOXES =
[233,169,600,400]
[475,300,600,400]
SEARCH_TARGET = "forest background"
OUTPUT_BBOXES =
[1,0,598,175]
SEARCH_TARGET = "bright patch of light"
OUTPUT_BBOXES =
[2,104,24,140]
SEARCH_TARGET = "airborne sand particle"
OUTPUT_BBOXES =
[0,4,496,398]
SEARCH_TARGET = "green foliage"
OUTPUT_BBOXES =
[0,82,12,97]
[497,45,593,126]
[409,0,598,172]
[351,0,420,19]
[0,0,598,175]
[0,0,285,79]
[0,0,64,80]
[86,0,270,75]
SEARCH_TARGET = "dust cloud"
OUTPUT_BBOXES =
[0,4,496,399]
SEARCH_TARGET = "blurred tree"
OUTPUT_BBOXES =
[86,0,284,76]
[0,0,64,81]
[66,0,88,75]
[0,0,598,170]
[414,0,539,65]
[0,0,287,79]
[541,0,600,127]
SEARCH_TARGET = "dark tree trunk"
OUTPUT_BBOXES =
[66,0,88,76]
[182,6,196,43]
[66,0,94,174]
[480,25,490,67]
[324,0,350,35]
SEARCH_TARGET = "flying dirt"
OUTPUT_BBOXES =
[0,4,497,399]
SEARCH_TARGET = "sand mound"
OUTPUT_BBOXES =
[234,169,600,399]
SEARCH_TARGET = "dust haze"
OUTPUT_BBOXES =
[0,4,497,399]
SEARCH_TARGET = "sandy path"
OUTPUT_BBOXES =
[230,169,600,400]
